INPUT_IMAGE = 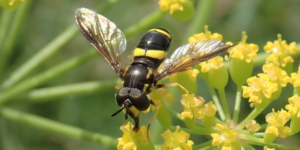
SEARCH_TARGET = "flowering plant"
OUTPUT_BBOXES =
[0,0,299,150]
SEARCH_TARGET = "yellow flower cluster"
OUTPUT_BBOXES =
[246,120,261,134]
[286,94,300,117]
[161,126,194,150]
[159,0,188,14]
[149,88,173,107]
[117,122,150,150]
[291,65,300,87]
[264,34,298,67]
[227,31,258,63]
[199,56,224,73]
[189,25,223,43]
[211,123,239,149]
[262,63,290,87]
[180,94,205,119]
[265,109,290,138]
[242,74,278,107]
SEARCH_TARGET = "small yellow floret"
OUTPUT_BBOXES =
[265,125,279,137]
[227,31,258,63]
[199,56,224,73]
[161,126,193,150]
[242,74,278,107]
[117,122,149,150]
[262,63,290,87]
[201,101,217,117]
[264,34,298,67]
[246,120,261,134]
[188,25,222,43]
[265,109,291,138]
[149,88,174,107]
[158,0,189,14]
[180,94,205,119]
[291,65,300,87]
[286,94,300,116]
[211,124,238,149]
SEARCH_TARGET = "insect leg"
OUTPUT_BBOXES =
[156,83,190,94]
[132,117,140,132]
[147,100,159,140]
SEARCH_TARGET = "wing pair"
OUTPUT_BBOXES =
[75,8,237,81]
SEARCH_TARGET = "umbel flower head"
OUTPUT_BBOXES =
[158,0,194,21]
[264,34,298,67]
[211,123,241,150]
[228,31,258,86]
[117,122,154,150]
[161,126,194,150]
[264,109,291,143]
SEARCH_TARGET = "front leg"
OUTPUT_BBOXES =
[132,117,140,132]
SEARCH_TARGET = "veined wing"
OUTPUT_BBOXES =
[75,8,126,78]
[155,39,238,81]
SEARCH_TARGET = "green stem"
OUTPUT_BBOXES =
[170,126,217,135]
[233,86,242,123]
[241,134,299,150]
[192,140,212,149]
[123,10,167,39]
[259,123,268,131]
[253,132,264,137]
[0,50,98,104]
[0,0,32,77]
[0,9,12,48]
[206,82,225,121]
[1,25,79,88]
[1,0,120,88]
[0,107,117,148]
[241,142,255,150]
[184,0,217,41]
[238,107,266,129]
[13,80,117,102]
[218,88,231,121]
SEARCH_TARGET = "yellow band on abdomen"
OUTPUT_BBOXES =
[134,48,166,60]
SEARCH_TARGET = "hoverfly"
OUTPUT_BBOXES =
[75,8,238,137]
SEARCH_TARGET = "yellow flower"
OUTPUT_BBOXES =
[227,31,258,63]
[158,0,194,21]
[265,109,290,138]
[188,25,222,43]
[149,88,173,107]
[264,34,298,67]
[242,74,278,107]
[161,126,194,150]
[262,63,290,87]
[117,122,150,150]
[245,120,261,134]
[199,56,224,73]
[201,101,218,128]
[291,65,300,87]
[211,123,238,149]
[180,93,205,119]
[264,146,276,150]
[286,94,300,116]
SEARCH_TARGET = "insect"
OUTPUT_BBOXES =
[75,8,238,137]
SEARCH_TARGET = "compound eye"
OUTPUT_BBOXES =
[128,88,150,111]
[116,87,130,107]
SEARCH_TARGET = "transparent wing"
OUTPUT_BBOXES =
[155,39,238,81]
[75,8,126,78]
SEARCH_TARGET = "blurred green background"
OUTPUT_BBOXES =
[1,0,300,149]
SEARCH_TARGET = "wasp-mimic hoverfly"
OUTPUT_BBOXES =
[75,8,238,138]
